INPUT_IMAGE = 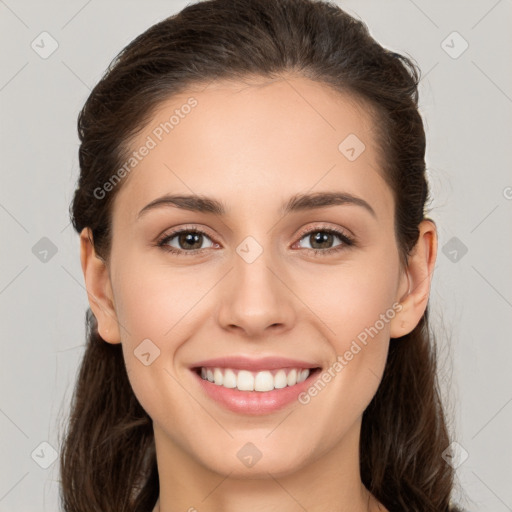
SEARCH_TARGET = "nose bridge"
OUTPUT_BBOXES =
[217,234,296,336]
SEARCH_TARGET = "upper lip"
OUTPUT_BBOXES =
[191,356,321,372]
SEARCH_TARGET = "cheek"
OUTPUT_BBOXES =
[114,279,193,436]
[112,255,201,344]
[109,257,186,411]
[301,255,399,347]
[297,251,399,412]
[287,278,396,464]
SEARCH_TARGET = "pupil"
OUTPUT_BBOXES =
[180,232,202,249]
[312,232,331,249]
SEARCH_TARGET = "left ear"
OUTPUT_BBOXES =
[390,219,437,338]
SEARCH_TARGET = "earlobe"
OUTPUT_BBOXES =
[390,220,438,338]
[79,227,121,344]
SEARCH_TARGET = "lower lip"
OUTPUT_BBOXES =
[192,368,320,415]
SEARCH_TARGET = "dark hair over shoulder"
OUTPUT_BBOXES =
[61,1,463,511]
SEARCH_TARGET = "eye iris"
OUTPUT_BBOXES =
[179,232,203,250]
[311,231,333,249]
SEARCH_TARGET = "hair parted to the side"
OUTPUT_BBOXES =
[61,0,463,510]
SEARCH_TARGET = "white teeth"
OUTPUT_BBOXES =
[297,369,309,383]
[254,371,274,392]
[287,369,297,386]
[198,367,312,392]
[274,369,288,389]
[237,370,254,391]
[222,369,237,388]
[213,368,224,386]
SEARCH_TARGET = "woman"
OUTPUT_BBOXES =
[60,0,465,510]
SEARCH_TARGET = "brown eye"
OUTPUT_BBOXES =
[304,231,337,250]
[296,227,354,255]
[158,229,216,255]
[175,232,205,250]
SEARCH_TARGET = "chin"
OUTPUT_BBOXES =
[198,447,311,479]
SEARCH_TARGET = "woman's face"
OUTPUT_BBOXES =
[98,75,411,478]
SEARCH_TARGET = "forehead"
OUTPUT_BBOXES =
[112,75,392,222]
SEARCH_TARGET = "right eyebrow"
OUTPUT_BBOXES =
[137,194,224,219]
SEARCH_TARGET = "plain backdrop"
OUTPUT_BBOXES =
[1,1,511,510]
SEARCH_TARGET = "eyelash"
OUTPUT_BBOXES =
[155,224,355,257]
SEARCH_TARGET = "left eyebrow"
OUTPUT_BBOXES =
[281,191,376,218]
[136,191,376,220]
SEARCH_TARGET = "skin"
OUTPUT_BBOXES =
[80,74,437,512]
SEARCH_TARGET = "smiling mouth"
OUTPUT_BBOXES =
[193,366,322,392]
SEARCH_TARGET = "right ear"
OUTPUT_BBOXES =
[79,227,121,344]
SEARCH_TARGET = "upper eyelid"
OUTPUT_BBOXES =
[159,224,217,242]
[295,223,353,240]
[159,223,353,247]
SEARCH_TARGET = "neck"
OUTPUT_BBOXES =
[151,419,385,512]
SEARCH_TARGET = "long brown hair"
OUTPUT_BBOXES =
[60,0,463,510]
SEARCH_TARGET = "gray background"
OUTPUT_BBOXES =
[1,0,511,510]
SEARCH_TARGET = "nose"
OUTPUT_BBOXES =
[216,246,297,338]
